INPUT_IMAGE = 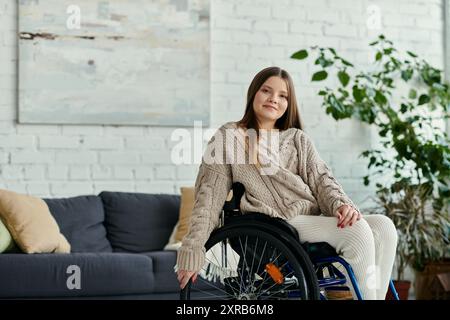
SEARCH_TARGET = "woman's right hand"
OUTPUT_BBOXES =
[177,270,198,289]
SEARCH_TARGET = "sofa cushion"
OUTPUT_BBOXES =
[140,251,222,295]
[140,251,178,293]
[44,196,113,253]
[0,252,154,298]
[100,192,179,252]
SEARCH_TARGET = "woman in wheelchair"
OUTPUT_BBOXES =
[176,66,399,300]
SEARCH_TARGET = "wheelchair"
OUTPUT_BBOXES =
[180,182,400,300]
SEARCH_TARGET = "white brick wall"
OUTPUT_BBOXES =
[0,0,445,215]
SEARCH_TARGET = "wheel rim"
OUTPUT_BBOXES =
[182,228,310,300]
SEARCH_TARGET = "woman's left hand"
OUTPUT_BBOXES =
[334,204,361,228]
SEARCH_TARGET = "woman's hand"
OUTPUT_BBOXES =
[335,204,361,228]
[177,270,198,289]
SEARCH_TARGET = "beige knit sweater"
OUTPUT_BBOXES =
[177,121,359,272]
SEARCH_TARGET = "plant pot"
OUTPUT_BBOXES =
[385,280,410,300]
[414,260,450,300]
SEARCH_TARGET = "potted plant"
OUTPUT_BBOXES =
[371,181,448,299]
[290,35,450,299]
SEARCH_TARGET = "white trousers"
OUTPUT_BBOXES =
[288,214,398,300]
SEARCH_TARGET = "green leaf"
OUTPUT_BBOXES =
[408,89,417,99]
[352,86,364,102]
[363,176,370,186]
[375,90,388,105]
[420,64,442,86]
[340,59,354,67]
[401,69,413,81]
[400,103,408,113]
[418,94,430,105]
[379,128,388,137]
[407,51,418,58]
[369,40,379,46]
[375,52,382,61]
[315,57,333,68]
[318,90,327,96]
[291,49,308,60]
[369,156,376,168]
[339,88,350,98]
[338,71,350,87]
[312,70,328,81]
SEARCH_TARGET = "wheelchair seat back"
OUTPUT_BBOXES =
[224,182,300,241]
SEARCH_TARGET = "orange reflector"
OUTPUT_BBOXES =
[265,263,284,284]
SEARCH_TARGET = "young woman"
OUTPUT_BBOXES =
[176,66,398,300]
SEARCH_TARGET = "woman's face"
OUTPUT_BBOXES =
[252,76,289,128]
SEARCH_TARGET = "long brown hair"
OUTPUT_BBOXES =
[237,66,304,132]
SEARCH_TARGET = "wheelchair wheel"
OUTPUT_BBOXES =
[180,226,319,300]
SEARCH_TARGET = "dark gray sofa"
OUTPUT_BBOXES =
[0,191,185,299]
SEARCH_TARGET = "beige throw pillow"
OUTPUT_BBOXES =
[0,189,71,253]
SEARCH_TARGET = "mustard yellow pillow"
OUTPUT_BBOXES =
[174,187,195,243]
[164,187,195,250]
[0,189,70,253]
[164,187,233,250]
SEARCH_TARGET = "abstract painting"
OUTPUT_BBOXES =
[18,0,210,126]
